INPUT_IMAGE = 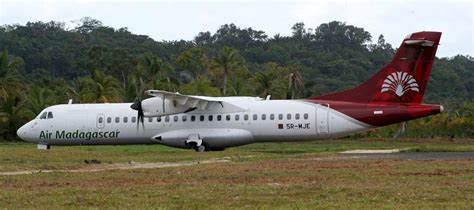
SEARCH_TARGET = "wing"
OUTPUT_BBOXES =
[143,90,246,115]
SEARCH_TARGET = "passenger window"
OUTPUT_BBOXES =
[287,114,291,120]
[217,115,222,121]
[47,112,53,119]
[200,115,205,121]
[270,114,275,120]
[107,117,112,123]
[123,117,128,123]
[253,114,257,120]
[182,116,187,122]
[191,115,196,122]
[304,113,309,119]
[295,114,300,120]
[235,115,239,121]
[278,114,283,120]
[244,114,249,121]
[115,117,120,123]
[261,114,266,120]
[165,116,170,122]
[174,116,178,122]
[98,117,103,123]
[226,115,231,121]
[157,116,161,122]
[39,112,47,119]
[132,117,136,123]
[209,115,213,121]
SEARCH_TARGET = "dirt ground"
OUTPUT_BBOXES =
[1,153,473,208]
[0,158,231,176]
[1,141,473,208]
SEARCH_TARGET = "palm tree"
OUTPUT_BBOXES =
[74,69,123,103]
[254,71,274,97]
[22,86,57,119]
[180,76,221,96]
[0,50,24,99]
[229,79,250,96]
[138,53,180,93]
[142,53,162,77]
[67,77,89,103]
[124,67,147,102]
[0,96,27,140]
[176,48,211,79]
[213,46,239,96]
[285,65,304,99]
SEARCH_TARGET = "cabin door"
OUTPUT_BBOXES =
[316,104,329,134]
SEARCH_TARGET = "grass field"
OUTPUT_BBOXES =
[0,138,473,209]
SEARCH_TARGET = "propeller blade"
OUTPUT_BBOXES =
[131,88,149,132]
[162,95,166,113]
[131,97,144,132]
[136,114,139,132]
[139,109,144,130]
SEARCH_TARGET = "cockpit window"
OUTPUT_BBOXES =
[39,112,47,119]
[47,112,53,119]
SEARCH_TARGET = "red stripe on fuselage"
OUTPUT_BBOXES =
[305,99,442,127]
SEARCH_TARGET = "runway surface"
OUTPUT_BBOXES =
[339,152,474,160]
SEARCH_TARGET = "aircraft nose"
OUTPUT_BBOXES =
[17,125,26,140]
[17,124,33,142]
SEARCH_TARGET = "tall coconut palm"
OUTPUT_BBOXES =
[0,50,24,99]
[67,77,89,103]
[176,48,211,78]
[139,53,180,92]
[124,67,147,102]
[0,96,27,140]
[229,78,253,96]
[142,53,162,77]
[22,86,58,119]
[179,76,221,96]
[285,65,304,99]
[77,69,123,103]
[213,46,239,96]
[254,71,274,97]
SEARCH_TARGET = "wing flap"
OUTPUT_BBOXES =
[145,90,245,113]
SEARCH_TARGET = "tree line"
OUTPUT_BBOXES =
[0,17,472,140]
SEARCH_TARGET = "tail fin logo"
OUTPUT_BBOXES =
[381,71,419,97]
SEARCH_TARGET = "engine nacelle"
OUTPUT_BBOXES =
[141,97,188,117]
[151,128,254,150]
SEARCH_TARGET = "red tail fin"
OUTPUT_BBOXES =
[311,31,441,104]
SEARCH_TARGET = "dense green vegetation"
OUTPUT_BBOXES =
[0,18,472,140]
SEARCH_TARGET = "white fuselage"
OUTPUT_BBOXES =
[17,97,372,150]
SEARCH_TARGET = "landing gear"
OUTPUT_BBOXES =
[185,134,209,152]
[188,142,225,152]
[37,144,50,150]
[196,144,207,152]
[189,142,208,152]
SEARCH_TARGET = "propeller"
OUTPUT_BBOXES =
[130,97,145,131]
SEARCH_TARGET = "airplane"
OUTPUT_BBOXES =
[17,31,444,152]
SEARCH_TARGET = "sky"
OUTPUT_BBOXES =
[0,0,473,57]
